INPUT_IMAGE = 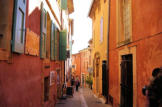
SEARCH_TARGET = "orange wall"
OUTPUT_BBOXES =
[80,49,90,75]
[109,0,162,106]
[72,49,91,82]
[72,53,81,80]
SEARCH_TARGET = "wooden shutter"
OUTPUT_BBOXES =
[59,30,67,60]
[54,28,58,60]
[50,22,55,60]
[56,29,60,60]
[40,3,47,59]
[100,17,103,42]
[61,0,67,10]
[46,13,51,59]
[12,0,26,53]
[123,0,131,40]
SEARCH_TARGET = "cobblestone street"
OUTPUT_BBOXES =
[56,88,112,107]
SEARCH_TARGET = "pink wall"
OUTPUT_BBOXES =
[0,0,59,106]
[0,55,42,106]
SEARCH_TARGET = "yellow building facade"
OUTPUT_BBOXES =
[89,0,109,98]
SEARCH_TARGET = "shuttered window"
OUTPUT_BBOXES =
[12,0,26,53]
[123,0,131,40]
[118,0,132,46]
[54,29,58,60]
[59,30,67,60]
[100,17,103,43]
[44,76,50,102]
[40,4,47,59]
[51,23,59,61]
[50,22,55,60]
[61,0,67,10]
[56,29,60,60]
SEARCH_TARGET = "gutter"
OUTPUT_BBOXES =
[46,0,62,29]
[106,0,111,104]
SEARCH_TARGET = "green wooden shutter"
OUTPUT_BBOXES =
[54,28,58,60]
[61,0,67,10]
[40,4,47,59]
[12,0,26,53]
[59,30,67,60]
[56,30,59,60]
[50,22,55,60]
[70,41,72,56]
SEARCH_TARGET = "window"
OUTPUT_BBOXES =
[55,29,60,60]
[50,22,55,60]
[12,0,26,53]
[44,10,47,28]
[59,30,67,60]
[19,9,25,44]
[40,4,47,58]
[44,76,50,102]
[72,65,75,68]
[117,0,132,46]
[51,24,59,60]
[100,17,103,43]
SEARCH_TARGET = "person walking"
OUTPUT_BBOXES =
[71,77,75,95]
[75,77,80,91]
[71,77,75,86]
[142,68,162,107]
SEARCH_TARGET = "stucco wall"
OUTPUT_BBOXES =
[72,54,81,80]
[0,0,59,106]
[109,0,162,106]
[0,55,42,107]
[91,0,108,96]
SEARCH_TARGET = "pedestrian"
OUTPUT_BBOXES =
[71,77,75,86]
[75,78,79,91]
[142,68,162,107]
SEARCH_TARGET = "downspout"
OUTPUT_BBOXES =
[80,53,82,84]
[106,0,111,104]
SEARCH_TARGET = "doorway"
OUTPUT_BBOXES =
[96,57,100,93]
[44,76,50,102]
[102,60,108,97]
[120,54,133,107]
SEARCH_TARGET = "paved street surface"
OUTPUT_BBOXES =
[55,88,112,107]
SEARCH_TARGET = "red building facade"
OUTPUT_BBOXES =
[72,48,91,87]
[72,53,81,81]
[79,48,91,87]
[0,0,73,106]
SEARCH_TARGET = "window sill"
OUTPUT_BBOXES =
[117,39,131,47]
[0,48,9,60]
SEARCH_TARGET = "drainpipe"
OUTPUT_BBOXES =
[106,0,111,104]
[80,53,82,86]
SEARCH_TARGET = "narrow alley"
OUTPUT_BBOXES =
[0,0,162,107]
[56,88,111,107]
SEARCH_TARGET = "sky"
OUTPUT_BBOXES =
[70,0,93,54]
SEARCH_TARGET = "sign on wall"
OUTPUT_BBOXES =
[25,29,40,56]
[50,71,56,86]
